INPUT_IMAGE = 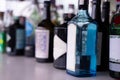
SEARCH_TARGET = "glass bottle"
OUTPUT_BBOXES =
[109,5,120,79]
[53,4,75,69]
[35,1,54,62]
[4,10,15,55]
[0,14,6,53]
[98,0,110,71]
[66,0,97,77]
[15,16,25,55]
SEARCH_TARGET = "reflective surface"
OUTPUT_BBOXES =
[0,54,114,80]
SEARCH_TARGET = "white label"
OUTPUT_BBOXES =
[53,35,67,60]
[109,62,120,72]
[35,28,49,59]
[109,35,120,71]
[97,32,102,65]
[110,35,120,62]
[67,24,76,72]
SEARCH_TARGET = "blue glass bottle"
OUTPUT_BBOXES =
[66,0,97,77]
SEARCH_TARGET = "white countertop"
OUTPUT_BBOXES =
[0,54,114,80]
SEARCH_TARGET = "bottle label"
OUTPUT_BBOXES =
[109,35,120,71]
[16,29,25,49]
[53,35,67,60]
[97,32,102,65]
[67,24,77,72]
[35,27,49,59]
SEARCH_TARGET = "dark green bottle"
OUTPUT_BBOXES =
[109,4,120,79]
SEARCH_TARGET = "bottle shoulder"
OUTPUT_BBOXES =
[37,19,55,31]
[68,18,97,28]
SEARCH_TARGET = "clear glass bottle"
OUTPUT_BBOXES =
[109,5,120,79]
[66,0,97,77]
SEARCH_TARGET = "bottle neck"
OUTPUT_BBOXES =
[102,1,110,22]
[79,5,88,10]
[95,0,101,22]
[45,3,51,20]
[78,1,89,18]
[78,9,89,18]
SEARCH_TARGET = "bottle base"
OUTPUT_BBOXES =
[66,69,96,77]
[53,63,66,70]
[36,58,53,63]
[25,46,35,57]
[25,52,34,57]
[53,55,66,70]
[109,70,120,79]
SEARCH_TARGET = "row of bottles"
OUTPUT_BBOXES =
[0,0,120,79]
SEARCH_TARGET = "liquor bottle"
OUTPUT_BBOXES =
[93,0,103,71]
[25,19,35,57]
[0,16,6,53]
[109,4,120,79]
[90,0,109,71]
[5,10,16,55]
[66,0,97,77]
[53,4,75,69]
[35,1,54,62]
[15,16,25,55]
[100,0,110,71]
[25,0,40,57]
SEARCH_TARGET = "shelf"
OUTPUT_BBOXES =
[0,54,114,80]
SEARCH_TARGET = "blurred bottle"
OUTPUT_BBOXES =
[15,16,25,55]
[53,4,75,69]
[0,13,6,53]
[24,0,42,57]
[66,0,97,77]
[100,0,110,71]
[109,2,120,79]
[35,1,54,62]
[25,18,35,57]
[5,10,16,55]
